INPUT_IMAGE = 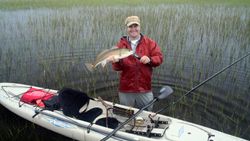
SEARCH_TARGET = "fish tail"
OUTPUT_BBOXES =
[85,63,94,72]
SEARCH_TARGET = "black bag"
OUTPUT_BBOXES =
[58,87,93,117]
[40,87,102,123]
[32,95,61,118]
[43,95,61,111]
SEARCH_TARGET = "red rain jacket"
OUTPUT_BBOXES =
[112,34,163,93]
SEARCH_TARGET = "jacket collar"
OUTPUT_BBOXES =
[122,33,144,43]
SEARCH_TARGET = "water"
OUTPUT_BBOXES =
[0,5,249,140]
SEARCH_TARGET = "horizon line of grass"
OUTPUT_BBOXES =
[0,0,250,10]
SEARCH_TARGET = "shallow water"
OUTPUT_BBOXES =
[0,5,249,140]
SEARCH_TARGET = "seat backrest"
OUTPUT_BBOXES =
[58,87,91,117]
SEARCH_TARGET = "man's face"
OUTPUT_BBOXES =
[127,24,140,39]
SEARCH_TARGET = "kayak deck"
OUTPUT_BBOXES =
[0,83,171,140]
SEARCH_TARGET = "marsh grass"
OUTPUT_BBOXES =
[0,4,249,140]
[1,0,250,10]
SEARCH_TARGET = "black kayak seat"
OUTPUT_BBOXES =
[95,117,119,129]
[58,87,102,123]
[78,108,103,123]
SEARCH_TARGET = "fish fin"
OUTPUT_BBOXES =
[101,60,107,67]
[85,63,94,72]
[96,46,118,59]
[110,46,119,49]
[96,49,109,59]
[96,46,119,60]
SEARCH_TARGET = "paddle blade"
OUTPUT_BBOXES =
[158,86,173,100]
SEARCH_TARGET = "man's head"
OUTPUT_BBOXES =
[125,16,140,27]
[125,16,141,40]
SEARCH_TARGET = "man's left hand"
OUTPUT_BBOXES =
[140,56,151,64]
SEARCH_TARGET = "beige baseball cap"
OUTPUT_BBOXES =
[125,16,140,27]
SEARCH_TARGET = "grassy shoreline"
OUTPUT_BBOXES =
[0,0,250,10]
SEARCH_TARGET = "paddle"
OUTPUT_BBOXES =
[100,86,173,141]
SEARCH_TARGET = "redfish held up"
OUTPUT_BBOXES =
[85,47,133,71]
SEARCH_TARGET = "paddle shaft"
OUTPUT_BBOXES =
[100,98,157,141]
[155,52,250,114]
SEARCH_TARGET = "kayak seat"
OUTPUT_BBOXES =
[58,87,103,123]
[95,117,119,129]
[77,108,103,123]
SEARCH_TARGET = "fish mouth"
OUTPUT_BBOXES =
[133,53,141,59]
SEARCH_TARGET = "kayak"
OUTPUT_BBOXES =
[0,82,247,141]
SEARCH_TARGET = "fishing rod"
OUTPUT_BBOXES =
[151,51,250,117]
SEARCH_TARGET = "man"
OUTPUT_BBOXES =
[110,16,163,111]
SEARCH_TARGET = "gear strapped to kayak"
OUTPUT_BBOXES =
[58,87,103,123]
[20,87,57,108]
[20,87,103,123]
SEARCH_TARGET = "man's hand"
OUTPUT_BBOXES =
[140,56,151,64]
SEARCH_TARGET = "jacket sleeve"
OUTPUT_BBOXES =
[149,41,163,67]
[112,61,123,71]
